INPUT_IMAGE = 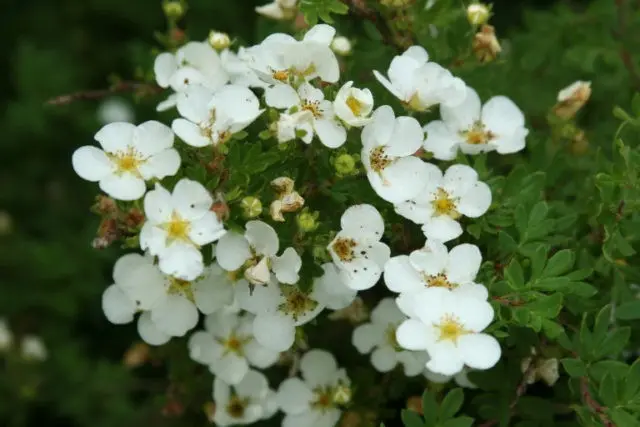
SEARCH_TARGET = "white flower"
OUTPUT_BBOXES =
[256,0,297,20]
[213,369,272,426]
[384,240,488,316]
[275,111,314,144]
[246,24,339,85]
[188,310,279,385]
[311,263,357,310]
[373,46,466,111]
[361,106,429,203]
[424,367,478,389]
[235,280,324,352]
[172,84,263,147]
[334,81,374,127]
[221,48,270,89]
[266,82,346,148]
[97,97,134,124]
[154,41,229,111]
[331,36,352,56]
[215,220,302,286]
[277,350,350,427]
[102,254,234,340]
[558,80,591,103]
[0,318,12,351]
[327,204,390,291]
[20,335,47,361]
[423,86,528,160]
[395,164,491,242]
[140,179,226,280]
[396,287,501,376]
[352,298,428,375]
[72,121,180,201]
[467,3,491,25]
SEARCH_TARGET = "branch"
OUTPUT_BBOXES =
[580,376,615,427]
[45,81,163,106]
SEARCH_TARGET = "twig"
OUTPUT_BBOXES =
[580,377,615,427]
[45,81,163,106]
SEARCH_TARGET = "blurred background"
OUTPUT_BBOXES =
[0,0,638,426]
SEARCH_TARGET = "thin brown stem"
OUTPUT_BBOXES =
[45,81,163,106]
[580,376,616,427]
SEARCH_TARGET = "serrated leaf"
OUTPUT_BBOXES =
[438,388,464,420]
[541,249,574,278]
[616,300,640,320]
[561,358,587,377]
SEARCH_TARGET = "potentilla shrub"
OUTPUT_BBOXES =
[66,0,640,426]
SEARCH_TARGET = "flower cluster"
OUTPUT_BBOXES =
[72,18,528,426]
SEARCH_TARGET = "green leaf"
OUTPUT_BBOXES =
[505,259,525,289]
[422,389,438,427]
[441,417,474,427]
[438,388,464,420]
[528,202,548,226]
[598,373,618,407]
[363,20,383,41]
[616,300,640,320]
[527,293,563,318]
[613,105,634,122]
[632,92,640,117]
[541,249,574,278]
[594,327,631,358]
[593,304,612,342]
[514,204,528,236]
[610,409,640,427]
[560,358,587,377]
[299,0,348,25]
[541,319,564,339]
[401,409,424,427]
[623,358,640,400]
[498,230,518,253]
[589,360,631,382]
[529,244,549,280]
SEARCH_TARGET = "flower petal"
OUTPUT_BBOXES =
[457,181,492,218]
[276,378,313,415]
[300,349,338,388]
[210,353,250,385]
[94,122,136,153]
[385,116,424,156]
[396,319,430,351]
[426,343,465,376]
[102,284,136,324]
[383,255,424,293]
[304,24,336,45]
[340,204,384,240]
[244,339,280,369]
[422,216,463,243]
[235,369,269,399]
[172,178,213,220]
[157,242,204,281]
[423,120,461,161]
[117,261,166,310]
[446,244,481,284]
[172,118,210,148]
[139,148,181,180]
[272,247,302,284]
[441,86,481,131]
[137,312,171,346]
[245,220,279,256]
[134,120,175,157]
[144,182,173,223]
[188,211,226,245]
[371,297,405,325]
[409,239,448,276]
[374,157,430,204]
[151,295,199,337]
[188,331,217,365]
[371,346,398,372]
[253,312,295,352]
[99,174,146,201]
[112,252,146,284]
[481,95,525,136]
[458,333,501,370]
[314,117,346,148]
[216,233,252,271]
[265,84,300,109]
[352,323,385,354]
[72,146,112,182]
[193,270,235,315]
[154,52,177,88]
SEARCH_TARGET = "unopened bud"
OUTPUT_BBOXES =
[467,3,491,26]
[473,25,501,63]
[208,31,231,51]
[297,210,318,232]
[332,383,352,405]
[334,153,356,175]
[331,36,352,56]
[240,196,262,218]
[163,1,185,20]
[244,257,271,285]
[271,177,295,194]
[553,81,592,120]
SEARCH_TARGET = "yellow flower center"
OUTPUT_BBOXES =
[302,99,322,118]
[162,212,192,244]
[425,273,454,289]
[311,387,334,411]
[110,147,144,177]
[461,121,495,145]
[272,69,290,82]
[405,92,428,112]
[220,333,250,356]
[167,277,195,302]
[431,188,460,219]
[369,146,392,173]
[436,314,468,343]
[278,286,318,321]
[226,396,248,418]
[346,95,364,116]
[331,238,357,262]
[385,324,402,350]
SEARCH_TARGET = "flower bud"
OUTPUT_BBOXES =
[521,348,560,387]
[297,210,318,232]
[123,342,150,368]
[553,81,592,120]
[240,196,262,218]
[163,1,185,20]
[208,31,231,51]
[473,25,501,63]
[271,176,295,194]
[332,383,352,405]
[20,335,47,362]
[331,36,352,56]
[270,200,285,222]
[467,3,491,26]
[334,153,356,176]
[244,257,271,285]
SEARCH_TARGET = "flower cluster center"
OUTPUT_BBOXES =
[346,95,364,116]
[167,277,195,302]
[278,287,318,321]
[221,333,250,356]
[331,238,357,262]
[302,99,322,118]
[425,273,454,289]
[462,121,495,145]
[436,314,468,343]
[369,146,392,173]
[226,395,249,418]
[162,212,192,243]
[111,147,144,177]
[431,188,460,219]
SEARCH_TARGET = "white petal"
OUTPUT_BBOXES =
[446,244,481,284]
[143,183,173,223]
[211,353,250,385]
[188,212,226,245]
[117,261,166,310]
[443,164,479,195]
[373,157,430,204]
[265,84,300,109]
[371,297,405,325]
[396,319,430,350]
[311,263,356,310]
[113,253,146,284]
[235,280,281,314]
[139,148,181,180]
[340,204,384,240]
[245,220,279,256]
[409,240,448,276]
[99,174,146,201]
[139,222,168,255]
[156,94,177,112]
[277,378,313,414]
[385,116,424,156]
[253,313,295,352]
[371,346,398,372]
[404,46,429,63]
[137,312,171,346]
[441,86,481,131]
[151,295,199,336]
[338,256,383,291]
[300,349,338,388]
[188,331,217,365]
[172,178,213,220]
[314,118,347,148]
[102,284,136,324]
[272,247,302,284]
[397,351,429,376]
[154,52,177,88]
[158,242,204,281]
[423,120,461,161]
[172,118,210,148]
[283,413,318,427]
[94,122,135,153]
[212,85,262,125]
[352,323,385,354]
[72,146,112,182]
[262,389,279,420]
[453,297,494,332]
[426,344,465,376]
[216,232,252,271]
[457,181,492,218]
[458,334,501,370]
[394,200,435,225]
[193,272,235,315]
[395,292,419,317]
[236,369,269,399]
[481,96,525,136]
[304,24,336,45]
[422,217,463,243]
[362,105,396,149]
[245,339,280,369]
[372,70,403,101]
[134,120,175,157]
[454,283,489,300]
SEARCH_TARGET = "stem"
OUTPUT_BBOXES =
[45,81,163,106]
[580,376,616,427]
